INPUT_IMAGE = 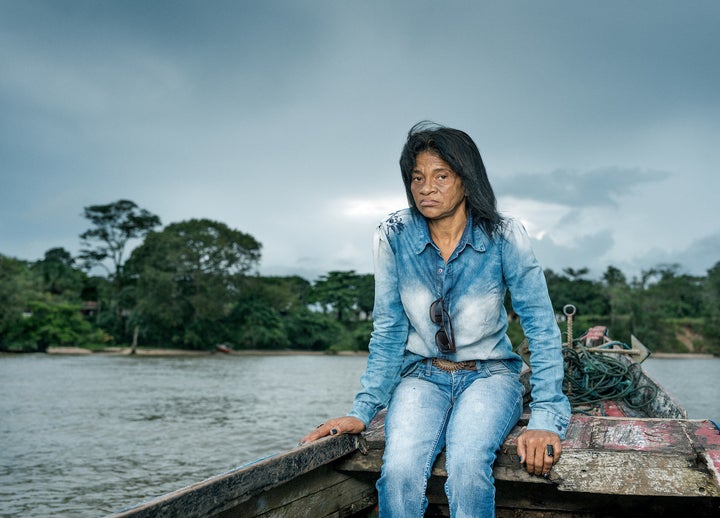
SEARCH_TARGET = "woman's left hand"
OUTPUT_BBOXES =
[298,416,365,446]
[517,429,562,477]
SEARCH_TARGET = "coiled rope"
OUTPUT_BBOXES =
[561,305,657,414]
[562,341,657,414]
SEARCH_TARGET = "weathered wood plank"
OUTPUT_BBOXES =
[217,464,376,518]
[496,480,720,517]
[550,450,717,496]
[110,434,363,517]
[341,415,720,499]
[687,419,720,491]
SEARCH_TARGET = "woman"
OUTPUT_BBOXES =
[301,122,570,517]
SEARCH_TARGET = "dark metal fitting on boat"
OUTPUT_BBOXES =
[563,304,576,317]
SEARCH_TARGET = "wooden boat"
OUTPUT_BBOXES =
[111,319,720,517]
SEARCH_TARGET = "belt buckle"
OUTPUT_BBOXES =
[433,358,474,372]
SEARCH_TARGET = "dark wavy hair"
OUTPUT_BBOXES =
[399,121,503,237]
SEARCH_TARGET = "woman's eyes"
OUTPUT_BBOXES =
[411,172,450,184]
[412,172,450,183]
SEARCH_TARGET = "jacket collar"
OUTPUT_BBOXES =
[413,210,487,256]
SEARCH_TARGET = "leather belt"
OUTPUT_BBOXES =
[432,358,477,372]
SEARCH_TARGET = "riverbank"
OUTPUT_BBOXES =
[44,346,368,357]
[42,347,716,360]
[36,346,717,359]
[650,352,717,358]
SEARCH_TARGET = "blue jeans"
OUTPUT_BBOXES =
[377,359,524,517]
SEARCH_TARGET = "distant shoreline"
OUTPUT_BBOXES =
[648,352,716,359]
[42,346,368,357]
[37,347,717,359]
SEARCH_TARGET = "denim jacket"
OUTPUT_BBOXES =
[348,208,570,439]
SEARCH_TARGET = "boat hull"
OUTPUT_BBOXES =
[111,353,720,517]
[110,411,720,517]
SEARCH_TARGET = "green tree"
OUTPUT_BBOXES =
[243,275,311,315]
[79,200,161,341]
[0,255,41,351]
[282,308,349,351]
[79,200,162,277]
[127,219,261,349]
[32,247,85,299]
[310,270,373,324]
[638,264,703,318]
[703,261,720,352]
[544,268,609,316]
[633,264,706,352]
[18,300,102,351]
[629,268,675,351]
[224,276,312,350]
[601,265,632,339]
[355,273,375,321]
[229,297,290,350]
[0,254,103,352]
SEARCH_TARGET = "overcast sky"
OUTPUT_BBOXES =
[1,0,718,282]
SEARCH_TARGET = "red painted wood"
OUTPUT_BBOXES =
[692,420,720,447]
[599,401,626,417]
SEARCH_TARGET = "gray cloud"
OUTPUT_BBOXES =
[531,230,615,276]
[533,229,720,280]
[0,1,718,281]
[494,167,671,208]
[631,232,720,277]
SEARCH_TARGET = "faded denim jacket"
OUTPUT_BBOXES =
[348,208,571,439]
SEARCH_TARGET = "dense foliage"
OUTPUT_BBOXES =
[540,264,719,354]
[1,200,718,355]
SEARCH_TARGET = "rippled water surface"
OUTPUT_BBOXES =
[1,353,718,517]
[641,357,720,420]
[0,353,367,517]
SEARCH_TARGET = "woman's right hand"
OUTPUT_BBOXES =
[298,416,365,446]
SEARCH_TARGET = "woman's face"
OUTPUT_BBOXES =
[410,151,466,222]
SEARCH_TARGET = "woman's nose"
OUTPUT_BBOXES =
[419,179,435,194]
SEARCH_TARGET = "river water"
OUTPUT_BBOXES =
[1,353,718,517]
